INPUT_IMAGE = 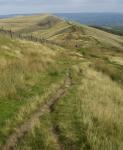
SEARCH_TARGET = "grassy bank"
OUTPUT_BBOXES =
[0,34,71,145]
[14,64,123,149]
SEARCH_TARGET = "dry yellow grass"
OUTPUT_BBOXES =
[0,35,58,100]
[109,56,123,66]
[76,68,123,149]
[14,62,123,150]
[0,14,123,149]
[0,34,70,145]
[0,14,49,31]
[1,14,123,51]
[77,24,123,49]
[31,21,71,39]
[45,63,123,150]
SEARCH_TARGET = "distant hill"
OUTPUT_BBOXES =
[55,13,123,26]
[1,13,123,27]
[0,14,20,19]
[0,14,123,51]
[0,14,31,19]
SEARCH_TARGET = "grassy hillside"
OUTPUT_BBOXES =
[91,26,123,37]
[0,33,74,145]
[0,14,123,50]
[0,15,123,149]
[14,60,123,150]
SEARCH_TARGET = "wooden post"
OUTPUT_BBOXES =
[10,30,12,38]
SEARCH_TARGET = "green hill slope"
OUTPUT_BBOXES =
[0,15,123,150]
[0,33,73,145]
[0,14,123,51]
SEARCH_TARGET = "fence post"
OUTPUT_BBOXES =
[10,30,12,38]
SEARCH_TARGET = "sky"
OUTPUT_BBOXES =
[0,0,123,15]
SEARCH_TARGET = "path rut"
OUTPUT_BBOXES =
[1,76,72,150]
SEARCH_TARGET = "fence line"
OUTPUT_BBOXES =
[0,29,63,47]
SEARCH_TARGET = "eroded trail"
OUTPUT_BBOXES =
[49,76,72,150]
[1,75,72,150]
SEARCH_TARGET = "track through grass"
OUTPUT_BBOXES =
[1,70,72,150]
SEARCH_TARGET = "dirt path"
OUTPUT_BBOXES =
[49,77,72,150]
[50,104,64,150]
[1,76,72,150]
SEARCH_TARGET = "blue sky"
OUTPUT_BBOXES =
[0,0,123,15]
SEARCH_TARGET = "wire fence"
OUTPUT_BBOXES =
[0,29,63,47]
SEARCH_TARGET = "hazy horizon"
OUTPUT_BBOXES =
[0,12,123,16]
[0,0,123,15]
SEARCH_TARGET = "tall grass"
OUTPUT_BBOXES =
[50,67,123,150]
[92,59,123,83]
[15,114,61,150]
[0,35,67,145]
[0,60,26,100]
